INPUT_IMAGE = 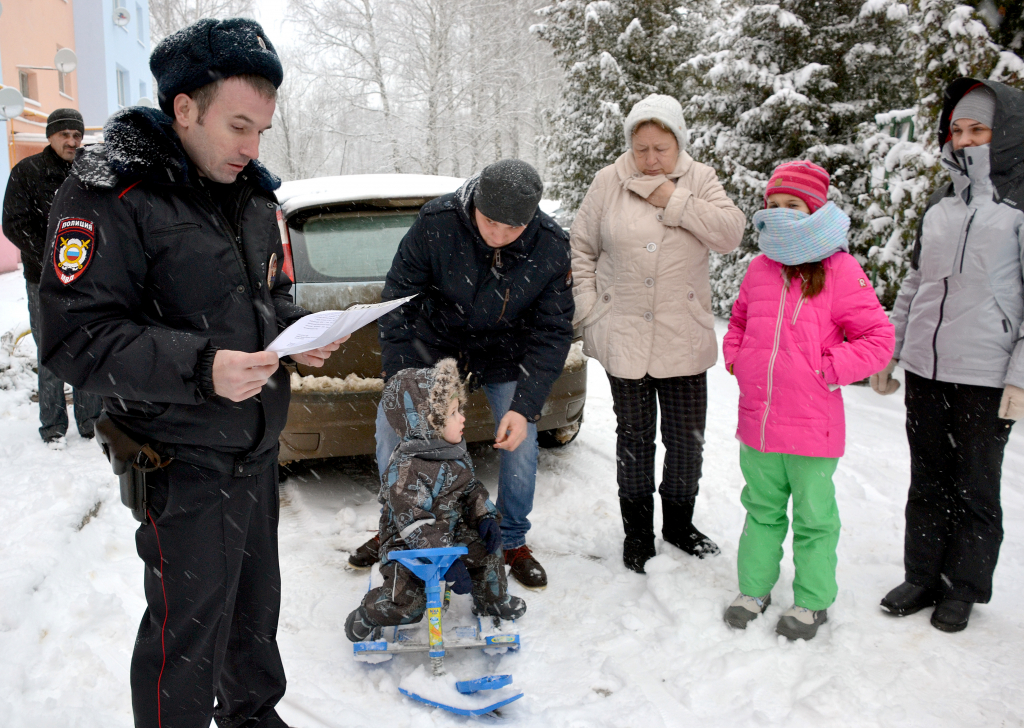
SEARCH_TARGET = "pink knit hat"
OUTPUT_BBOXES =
[764,161,830,213]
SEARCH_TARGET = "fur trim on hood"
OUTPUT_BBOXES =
[382,358,466,441]
[70,106,281,192]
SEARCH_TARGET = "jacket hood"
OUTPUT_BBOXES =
[71,106,280,192]
[453,175,542,258]
[939,78,1024,206]
[382,358,466,442]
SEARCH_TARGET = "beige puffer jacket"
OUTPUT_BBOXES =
[570,150,744,379]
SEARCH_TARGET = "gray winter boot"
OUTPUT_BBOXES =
[345,606,378,642]
[473,594,527,621]
[724,593,771,629]
[775,605,828,641]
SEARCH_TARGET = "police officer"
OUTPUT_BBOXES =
[2,108,102,443]
[39,19,345,727]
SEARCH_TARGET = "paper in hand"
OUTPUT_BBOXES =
[266,294,417,357]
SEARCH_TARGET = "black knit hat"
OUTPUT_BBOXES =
[46,108,84,138]
[473,159,543,227]
[150,17,283,115]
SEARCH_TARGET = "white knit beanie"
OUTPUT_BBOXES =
[623,94,688,152]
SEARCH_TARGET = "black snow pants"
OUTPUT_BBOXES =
[131,459,287,728]
[362,529,508,626]
[606,372,707,501]
[903,371,1013,603]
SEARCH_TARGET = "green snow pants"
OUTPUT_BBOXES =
[737,444,841,611]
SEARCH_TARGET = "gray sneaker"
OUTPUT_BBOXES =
[775,605,828,641]
[724,593,771,629]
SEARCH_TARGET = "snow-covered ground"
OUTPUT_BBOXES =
[0,267,1021,727]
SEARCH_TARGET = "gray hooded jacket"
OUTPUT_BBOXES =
[891,79,1024,389]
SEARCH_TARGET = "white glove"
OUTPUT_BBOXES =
[998,384,1024,420]
[869,358,900,395]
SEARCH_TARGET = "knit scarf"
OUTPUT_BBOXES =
[753,202,850,266]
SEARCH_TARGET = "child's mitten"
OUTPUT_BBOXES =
[478,517,501,554]
[870,358,900,395]
[999,384,1024,420]
[444,559,472,594]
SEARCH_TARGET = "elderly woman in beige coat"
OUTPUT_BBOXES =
[571,94,744,573]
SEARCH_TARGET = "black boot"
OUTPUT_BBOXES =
[662,497,720,558]
[620,496,656,573]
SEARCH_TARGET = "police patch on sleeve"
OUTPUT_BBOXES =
[53,217,96,285]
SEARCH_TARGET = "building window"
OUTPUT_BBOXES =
[136,3,144,42]
[19,71,35,100]
[117,68,129,107]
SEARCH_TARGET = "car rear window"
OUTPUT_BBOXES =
[299,210,420,281]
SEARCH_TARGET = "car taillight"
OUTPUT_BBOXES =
[276,208,296,283]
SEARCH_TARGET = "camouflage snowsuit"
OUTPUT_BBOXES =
[360,360,509,626]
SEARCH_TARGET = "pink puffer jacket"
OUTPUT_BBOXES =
[723,252,894,458]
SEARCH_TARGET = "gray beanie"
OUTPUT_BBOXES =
[46,108,84,138]
[473,159,543,227]
[623,94,687,152]
[952,86,996,129]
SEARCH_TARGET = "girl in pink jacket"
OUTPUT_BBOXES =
[721,162,894,640]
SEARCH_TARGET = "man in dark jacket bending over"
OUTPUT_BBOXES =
[2,108,101,443]
[38,19,345,728]
[348,159,574,589]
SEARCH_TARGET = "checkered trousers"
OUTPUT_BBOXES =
[606,372,708,501]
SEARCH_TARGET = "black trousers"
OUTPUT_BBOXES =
[904,371,1012,603]
[131,459,287,728]
[606,372,707,501]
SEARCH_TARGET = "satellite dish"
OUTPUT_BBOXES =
[0,86,25,121]
[54,48,77,74]
[137,97,154,108]
[113,7,131,26]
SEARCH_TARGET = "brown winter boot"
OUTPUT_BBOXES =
[504,545,547,589]
[347,534,380,569]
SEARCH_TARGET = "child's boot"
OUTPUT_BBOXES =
[620,496,656,573]
[724,593,771,629]
[775,605,827,640]
[345,605,378,642]
[473,594,527,621]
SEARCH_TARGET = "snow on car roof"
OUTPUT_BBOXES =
[277,174,465,216]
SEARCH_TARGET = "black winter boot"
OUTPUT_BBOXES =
[620,496,657,573]
[662,497,720,558]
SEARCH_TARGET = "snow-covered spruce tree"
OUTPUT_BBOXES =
[858,0,1024,307]
[535,0,718,211]
[687,1,913,315]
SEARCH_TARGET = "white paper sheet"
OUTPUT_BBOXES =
[266,294,417,357]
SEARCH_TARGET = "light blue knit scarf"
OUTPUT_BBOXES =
[753,202,850,266]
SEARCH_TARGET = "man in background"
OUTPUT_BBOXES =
[2,108,101,444]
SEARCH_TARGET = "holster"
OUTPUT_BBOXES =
[94,412,172,523]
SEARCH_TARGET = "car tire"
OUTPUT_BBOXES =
[537,420,581,449]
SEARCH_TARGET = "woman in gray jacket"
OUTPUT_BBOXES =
[871,78,1024,632]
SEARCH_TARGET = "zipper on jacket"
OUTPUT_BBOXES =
[497,288,510,323]
[958,211,977,274]
[931,278,949,380]
[760,282,789,450]
[791,291,806,325]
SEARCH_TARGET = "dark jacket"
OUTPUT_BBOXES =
[379,177,574,422]
[377,360,497,565]
[2,145,73,284]
[891,79,1024,389]
[38,107,308,474]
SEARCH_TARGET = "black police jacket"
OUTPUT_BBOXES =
[38,107,307,472]
[379,177,574,422]
[2,145,73,284]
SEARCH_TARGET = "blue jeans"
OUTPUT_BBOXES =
[27,282,102,440]
[375,379,539,550]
